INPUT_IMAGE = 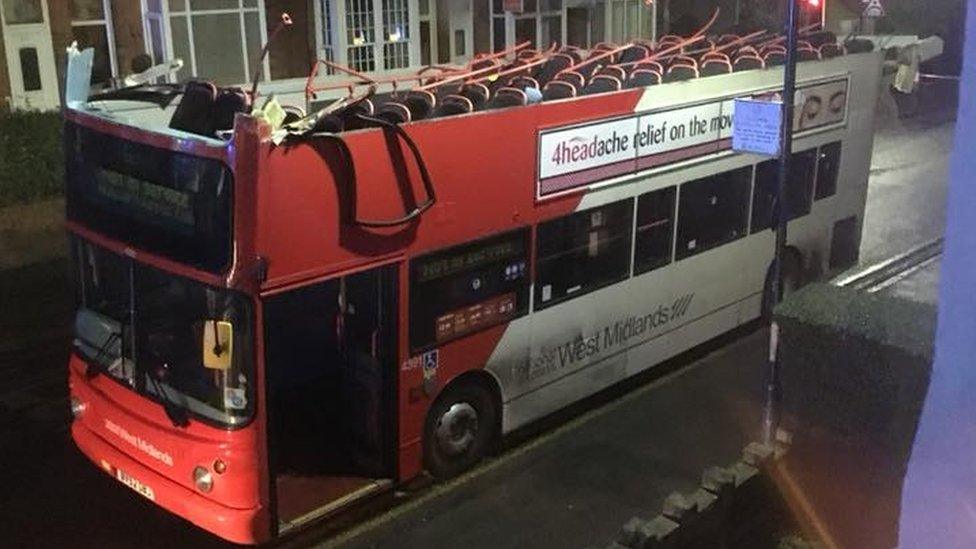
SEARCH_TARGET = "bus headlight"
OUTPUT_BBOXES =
[192,466,214,493]
[70,397,87,418]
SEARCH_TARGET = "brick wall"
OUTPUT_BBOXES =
[47,0,72,98]
[112,0,147,76]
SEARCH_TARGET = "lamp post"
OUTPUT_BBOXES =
[762,0,801,445]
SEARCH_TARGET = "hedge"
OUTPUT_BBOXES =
[774,283,937,548]
[0,111,63,208]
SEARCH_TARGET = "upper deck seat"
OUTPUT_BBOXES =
[460,83,490,110]
[732,55,765,71]
[487,87,527,109]
[560,46,585,63]
[582,74,622,95]
[763,51,786,66]
[700,59,733,77]
[403,90,436,120]
[542,80,577,100]
[819,43,844,59]
[627,69,661,88]
[634,60,664,74]
[534,53,575,86]
[555,71,585,89]
[844,38,875,53]
[663,63,698,83]
[373,102,411,124]
[806,31,838,48]
[701,51,731,64]
[619,45,651,64]
[798,47,821,62]
[736,46,760,58]
[433,95,474,117]
[669,55,698,69]
[511,75,541,90]
[333,99,375,131]
[597,66,628,81]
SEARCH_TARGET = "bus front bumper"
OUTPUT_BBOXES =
[71,420,266,545]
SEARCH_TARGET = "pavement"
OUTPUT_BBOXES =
[0,81,955,548]
[879,257,941,306]
[326,328,766,549]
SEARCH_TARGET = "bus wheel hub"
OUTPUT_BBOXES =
[436,403,479,457]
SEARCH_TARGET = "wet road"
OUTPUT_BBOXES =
[0,83,955,548]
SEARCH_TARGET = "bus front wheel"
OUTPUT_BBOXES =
[423,380,498,480]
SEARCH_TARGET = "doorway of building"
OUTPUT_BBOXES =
[0,0,59,110]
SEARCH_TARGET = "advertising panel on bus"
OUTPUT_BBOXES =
[537,77,850,199]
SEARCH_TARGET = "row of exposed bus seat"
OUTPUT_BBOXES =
[311,31,868,133]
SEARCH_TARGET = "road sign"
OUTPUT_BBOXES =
[732,98,783,156]
[863,0,885,18]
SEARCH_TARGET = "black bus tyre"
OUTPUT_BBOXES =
[423,380,498,480]
[762,248,804,320]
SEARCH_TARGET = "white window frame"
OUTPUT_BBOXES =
[141,0,270,85]
[491,0,565,53]
[416,0,435,65]
[314,0,421,75]
[70,0,118,80]
[606,0,654,43]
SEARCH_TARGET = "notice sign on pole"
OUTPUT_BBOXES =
[732,98,783,157]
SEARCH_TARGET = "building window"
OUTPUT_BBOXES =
[635,186,676,275]
[342,0,411,73]
[608,0,651,42]
[751,150,817,233]
[535,199,633,310]
[417,0,432,65]
[410,229,530,352]
[166,0,267,86]
[815,142,842,200]
[491,0,563,52]
[70,0,117,85]
[676,167,752,260]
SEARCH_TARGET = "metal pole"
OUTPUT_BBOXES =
[762,0,800,446]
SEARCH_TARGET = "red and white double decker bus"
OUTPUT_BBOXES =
[65,27,881,543]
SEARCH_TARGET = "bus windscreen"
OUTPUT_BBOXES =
[64,121,232,273]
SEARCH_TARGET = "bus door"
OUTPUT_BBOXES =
[264,265,398,531]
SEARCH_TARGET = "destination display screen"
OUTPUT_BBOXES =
[410,229,530,351]
[92,168,196,235]
[64,121,233,273]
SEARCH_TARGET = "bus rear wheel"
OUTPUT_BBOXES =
[423,380,497,480]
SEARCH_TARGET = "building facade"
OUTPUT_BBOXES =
[0,0,829,110]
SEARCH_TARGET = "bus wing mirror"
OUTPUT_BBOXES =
[203,320,234,370]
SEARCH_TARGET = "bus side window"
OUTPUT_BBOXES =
[634,186,676,275]
[677,167,752,259]
[790,150,817,216]
[409,228,530,352]
[751,150,817,233]
[815,142,842,200]
[535,199,633,310]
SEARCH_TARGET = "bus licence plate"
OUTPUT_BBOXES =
[114,467,156,501]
